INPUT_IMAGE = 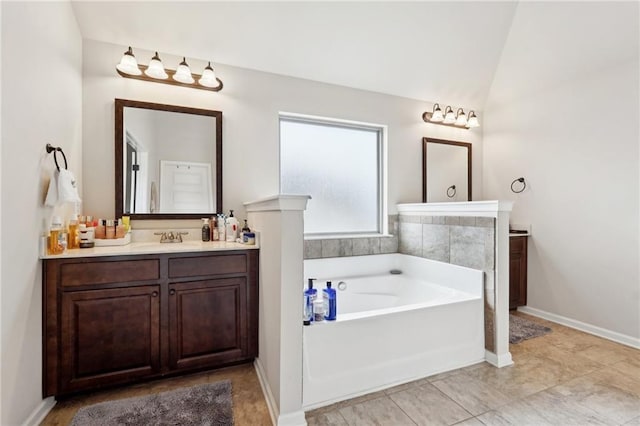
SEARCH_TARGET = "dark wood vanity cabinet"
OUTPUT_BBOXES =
[509,236,528,309]
[43,250,258,397]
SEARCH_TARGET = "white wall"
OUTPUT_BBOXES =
[82,39,483,226]
[483,2,640,341]
[1,2,82,425]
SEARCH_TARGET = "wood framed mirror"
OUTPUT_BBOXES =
[115,99,222,220]
[422,137,472,202]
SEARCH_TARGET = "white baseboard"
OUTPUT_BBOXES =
[276,411,307,426]
[485,350,513,367]
[517,306,640,349]
[22,397,55,426]
[253,359,307,426]
[254,359,278,426]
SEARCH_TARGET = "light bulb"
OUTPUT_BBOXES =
[144,52,168,79]
[173,57,194,84]
[116,46,142,76]
[198,62,219,88]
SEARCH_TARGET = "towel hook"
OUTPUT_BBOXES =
[511,177,526,193]
[46,143,68,171]
[446,185,456,198]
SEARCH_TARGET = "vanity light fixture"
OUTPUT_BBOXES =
[115,47,223,92]
[422,103,480,129]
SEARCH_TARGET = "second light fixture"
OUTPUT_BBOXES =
[116,47,223,92]
[422,103,479,129]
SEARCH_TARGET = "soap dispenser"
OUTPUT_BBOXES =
[201,218,211,242]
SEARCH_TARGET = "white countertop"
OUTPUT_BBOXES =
[509,231,530,237]
[41,240,258,260]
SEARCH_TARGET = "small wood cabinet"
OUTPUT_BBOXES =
[509,236,528,309]
[43,249,258,397]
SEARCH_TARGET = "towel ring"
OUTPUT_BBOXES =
[511,177,526,193]
[46,143,68,171]
[446,185,456,198]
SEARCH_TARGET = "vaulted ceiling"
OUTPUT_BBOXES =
[70,1,638,110]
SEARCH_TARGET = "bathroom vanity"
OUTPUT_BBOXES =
[41,244,258,397]
[509,235,528,309]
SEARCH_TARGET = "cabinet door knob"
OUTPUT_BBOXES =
[169,289,176,295]
[152,291,159,297]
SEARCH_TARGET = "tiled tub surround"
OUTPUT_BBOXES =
[398,214,498,352]
[304,216,399,259]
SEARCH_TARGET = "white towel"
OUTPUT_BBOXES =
[44,169,59,207]
[44,168,81,207]
[58,169,81,203]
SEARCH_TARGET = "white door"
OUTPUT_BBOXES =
[159,160,214,213]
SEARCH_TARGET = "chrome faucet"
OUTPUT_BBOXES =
[154,231,189,243]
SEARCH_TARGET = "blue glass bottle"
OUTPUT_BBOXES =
[323,281,337,321]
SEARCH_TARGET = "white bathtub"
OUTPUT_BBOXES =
[302,253,484,409]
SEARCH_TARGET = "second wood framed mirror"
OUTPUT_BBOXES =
[422,137,472,202]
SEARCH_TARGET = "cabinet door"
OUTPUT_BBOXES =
[60,285,161,393]
[169,278,247,371]
[509,237,528,309]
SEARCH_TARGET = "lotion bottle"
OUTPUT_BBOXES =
[226,209,239,242]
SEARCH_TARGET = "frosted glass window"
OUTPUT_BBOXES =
[280,116,384,235]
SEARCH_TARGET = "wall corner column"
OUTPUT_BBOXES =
[245,194,311,426]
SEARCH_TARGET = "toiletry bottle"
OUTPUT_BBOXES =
[323,281,337,321]
[241,219,251,243]
[94,219,106,239]
[116,219,126,238]
[48,216,64,255]
[304,278,317,323]
[122,216,130,233]
[218,214,226,242]
[105,219,116,239]
[67,216,79,249]
[201,218,211,242]
[313,298,325,322]
[226,210,239,242]
[212,217,219,241]
[210,216,216,241]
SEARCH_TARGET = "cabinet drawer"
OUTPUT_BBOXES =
[60,259,160,287]
[169,254,247,278]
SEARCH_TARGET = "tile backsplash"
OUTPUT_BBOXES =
[303,215,399,259]
[397,214,497,352]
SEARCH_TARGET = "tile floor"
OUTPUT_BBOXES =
[41,313,640,426]
[305,313,640,426]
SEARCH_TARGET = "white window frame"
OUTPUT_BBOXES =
[279,112,388,238]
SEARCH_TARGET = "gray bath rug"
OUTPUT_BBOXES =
[510,314,552,344]
[71,380,233,426]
